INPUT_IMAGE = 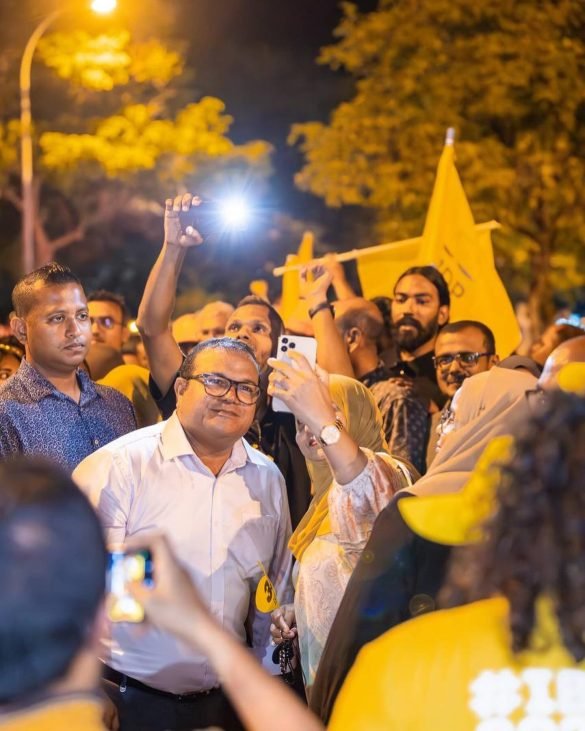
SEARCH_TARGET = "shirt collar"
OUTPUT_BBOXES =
[16,359,98,403]
[160,411,266,470]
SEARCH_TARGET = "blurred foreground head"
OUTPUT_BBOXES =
[0,458,106,704]
[445,390,585,659]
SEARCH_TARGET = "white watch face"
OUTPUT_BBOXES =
[320,423,341,446]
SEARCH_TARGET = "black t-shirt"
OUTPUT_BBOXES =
[388,350,447,409]
[149,374,312,530]
[309,493,451,724]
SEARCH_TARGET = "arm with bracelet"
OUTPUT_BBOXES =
[301,263,354,379]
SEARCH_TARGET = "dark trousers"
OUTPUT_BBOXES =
[103,673,245,731]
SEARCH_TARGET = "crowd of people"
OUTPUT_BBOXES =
[1,192,585,730]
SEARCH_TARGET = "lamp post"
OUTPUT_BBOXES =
[19,0,117,275]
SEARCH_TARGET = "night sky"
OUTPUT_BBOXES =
[176,0,378,229]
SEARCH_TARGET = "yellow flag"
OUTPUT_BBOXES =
[418,140,520,357]
[255,562,279,613]
[249,279,269,300]
[279,231,314,325]
[357,238,421,300]
[357,139,521,357]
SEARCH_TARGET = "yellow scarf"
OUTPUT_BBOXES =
[288,375,388,561]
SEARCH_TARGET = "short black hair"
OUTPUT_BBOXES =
[395,266,451,308]
[11,263,83,317]
[235,295,284,357]
[554,323,585,344]
[87,289,128,324]
[0,458,106,703]
[438,320,496,355]
[179,337,260,379]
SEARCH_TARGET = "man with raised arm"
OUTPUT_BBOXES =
[136,194,311,528]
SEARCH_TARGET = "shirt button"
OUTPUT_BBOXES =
[93,438,100,447]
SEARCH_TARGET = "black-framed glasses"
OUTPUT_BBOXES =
[90,315,123,330]
[186,373,261,405]
[433,352,493,370]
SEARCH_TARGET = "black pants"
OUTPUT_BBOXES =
[103,674,245,731]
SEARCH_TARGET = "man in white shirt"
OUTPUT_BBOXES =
[73,337,292,731]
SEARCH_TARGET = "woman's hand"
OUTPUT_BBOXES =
[270,603,297,644]
[268,351,336,433]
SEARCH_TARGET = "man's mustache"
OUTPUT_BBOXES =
[395,316,423,332]
[445,372,467,387]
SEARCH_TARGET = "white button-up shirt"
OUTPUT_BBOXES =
[73,412,293,693]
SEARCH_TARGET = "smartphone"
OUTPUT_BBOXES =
[106,547,154,623]
[271,335,317,414]
[178,198,220,240]
[178,197,248,240]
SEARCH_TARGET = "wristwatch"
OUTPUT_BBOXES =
[318,417,344,446]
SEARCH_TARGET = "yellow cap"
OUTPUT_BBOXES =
[557,362,585,397]
[398,436,514,546]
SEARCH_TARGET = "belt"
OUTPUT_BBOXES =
[103,665,219,702]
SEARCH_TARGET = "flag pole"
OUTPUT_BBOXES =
[272,220,500,277]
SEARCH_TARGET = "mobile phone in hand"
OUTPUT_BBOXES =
[271,335,317,414]
[106,547,153,623]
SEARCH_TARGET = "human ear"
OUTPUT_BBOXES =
[346,327,362,352]
[174,377,188,399]
[10,315,27,345]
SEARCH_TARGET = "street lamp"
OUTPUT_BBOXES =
[19,1,117,275]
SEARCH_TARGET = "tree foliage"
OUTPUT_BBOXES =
[0,22,271,275]
[37,30,184,91]
[290,0,585,323]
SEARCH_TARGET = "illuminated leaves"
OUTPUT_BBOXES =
[291,0,585,299]
[0,120,20,176]
[39,99,271,178]
[37,30,183,91]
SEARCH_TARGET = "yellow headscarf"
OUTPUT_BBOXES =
[288,375,388,561]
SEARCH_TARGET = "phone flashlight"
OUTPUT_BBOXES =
[178,196,250,240]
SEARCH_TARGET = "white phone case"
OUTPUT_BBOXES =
[271,335,317,413]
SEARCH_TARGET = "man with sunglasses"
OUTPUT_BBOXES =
[73,337,292,731]
[428,320,499,464]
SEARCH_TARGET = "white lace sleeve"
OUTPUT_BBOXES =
[328,449,408,571]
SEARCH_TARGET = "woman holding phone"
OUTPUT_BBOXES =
[266,352,416,691]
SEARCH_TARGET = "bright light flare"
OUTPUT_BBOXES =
[91,0,117,14]
[218,197,250,230]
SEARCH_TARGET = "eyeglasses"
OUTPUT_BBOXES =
[90,315,123,330]
[433,352,493,370]
[185,373,261,405]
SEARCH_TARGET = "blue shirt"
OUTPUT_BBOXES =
[0,359,137,471]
